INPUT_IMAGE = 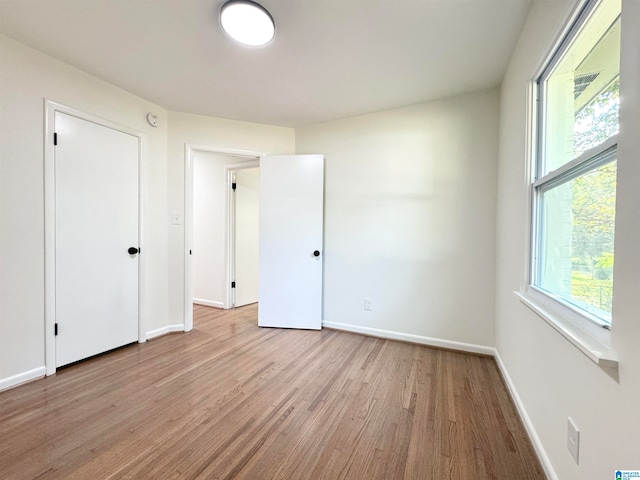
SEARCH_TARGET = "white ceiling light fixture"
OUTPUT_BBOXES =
[220,0,275,47]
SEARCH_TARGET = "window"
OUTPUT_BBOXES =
[532,0,621,327]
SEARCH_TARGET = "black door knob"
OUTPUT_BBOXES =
[313,250,320,257]
[128,247,139,255]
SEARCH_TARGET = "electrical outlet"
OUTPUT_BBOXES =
[364,298,373,311]
[567,417,580,464]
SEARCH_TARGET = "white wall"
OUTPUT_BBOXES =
[192,152,255,308]
[296,89,499,351]
[0,34,169,387]
[0,33,295,388]
[495,1,640,478]
[167,111,294,324]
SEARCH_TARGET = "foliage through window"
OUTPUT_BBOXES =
[532,0,620,326]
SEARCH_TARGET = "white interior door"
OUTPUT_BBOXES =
[55,111,139,367]
[234,168,260,307]
[258,154,324,330]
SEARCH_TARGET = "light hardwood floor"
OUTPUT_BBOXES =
[0,304,545,479]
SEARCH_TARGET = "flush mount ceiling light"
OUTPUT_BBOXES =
[220,0,275,47]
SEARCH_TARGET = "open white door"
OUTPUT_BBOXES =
[54,111,139,367]
[258,154,324,330]
[234,168,260,307]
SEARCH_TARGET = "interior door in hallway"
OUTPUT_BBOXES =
[54,111,139,367]
[234,167,260,307]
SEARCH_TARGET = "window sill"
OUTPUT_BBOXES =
[514,291,618,369]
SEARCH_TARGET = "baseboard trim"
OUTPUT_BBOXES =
[146,324,185,340]
[193,298,225,309]
[494,350,557,480]
[322,321,495,356]
[0,366,46,392]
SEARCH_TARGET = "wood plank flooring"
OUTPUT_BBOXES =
[0,305,545,479]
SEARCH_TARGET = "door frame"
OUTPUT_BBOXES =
[183,145,262,331]
[44,100,146,376]
[225,161,260,309]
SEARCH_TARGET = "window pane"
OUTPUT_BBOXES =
[538,159,616,321]
[574,76,619,157]
[541,2,620,175]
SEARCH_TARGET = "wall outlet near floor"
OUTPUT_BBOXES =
[364,298,373,311]
[567,417,580,464]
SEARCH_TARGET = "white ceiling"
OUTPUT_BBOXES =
[0,0,531,127]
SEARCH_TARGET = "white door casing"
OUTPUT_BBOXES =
[52,109,140,368]
[258,154,324,330]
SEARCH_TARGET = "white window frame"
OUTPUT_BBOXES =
[517,0,620,368]
[531,138,617,329]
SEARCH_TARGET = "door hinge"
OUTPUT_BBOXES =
[54,323,58,336]
[231,281,236,288]
[54,132,58,145]
[232,182,236,191]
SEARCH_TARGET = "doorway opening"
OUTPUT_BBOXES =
[184,145,263,332]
